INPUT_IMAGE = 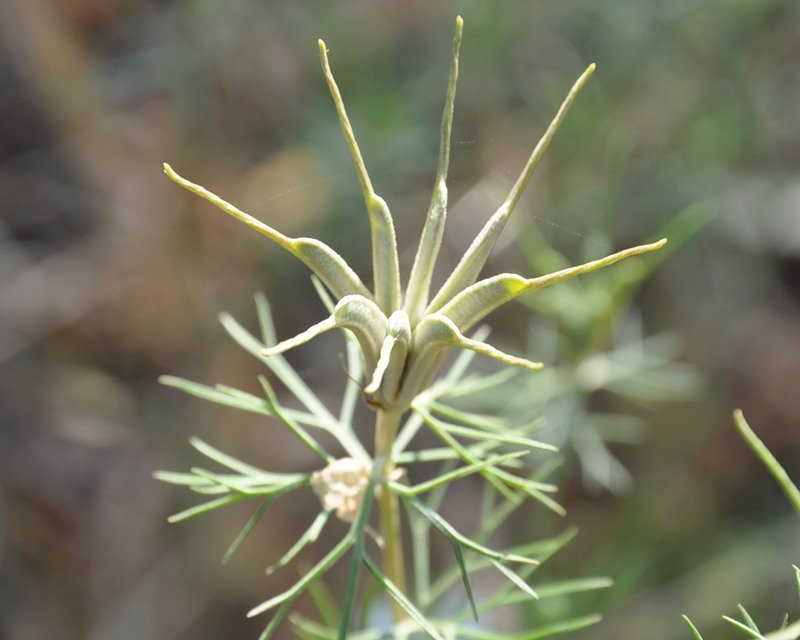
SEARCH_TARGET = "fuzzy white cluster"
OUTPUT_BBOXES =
[310,458,372,522]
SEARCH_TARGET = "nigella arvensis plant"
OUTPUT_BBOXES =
[158,16,665,639]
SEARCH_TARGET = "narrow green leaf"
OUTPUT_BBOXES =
[488,467,564,514]
[176,469,301,495]
[310,274,337,313]
[738,603,761,634]
[389,451,528,496]
[362,555,447,640]
[222,313,324,416]
[513,613,603,640]
[338,474,377,640]
[723,616,767,639]
[189,437,266,475]
[247,532,354,617]
[191,467,308,497]
[318,41,401,312]
[392,409,427,457]
[436,528,578,614]
[304,579,341,630]
[427,63,597,313]
[291,615,383,640]
[457,614,603,640]
[159,375,275,416]
[415,403,520,501]
[734,409,800,515]
[223,498,275,564]
[339,339,364,427]
[167,494,245,523]
[510,528,579,565]
[453,535,479,622]
[415,405,562,510]
[258,377,334,464]
[153,470,213,488]
[535,576,613,598]
[337,542,362,640]
[477,576,612,614]
[267,509,332,574]
[489,559,538,600]
[794,564,800,601]
[411,498,538,565]
[220,310,369,459]
[435,421,556,452]
[396,446,479,465]
[513,614,604,640]
[429,401,507,431]
[257,601,292,640]
[164,163,372,301]
[404,16,463,324]
[442,368,518,401]
[254,291,279,347]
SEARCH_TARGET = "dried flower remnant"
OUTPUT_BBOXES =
[311,457,371,522]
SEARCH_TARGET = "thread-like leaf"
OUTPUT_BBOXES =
[167,494,245,523]
[734,409,800,515]
[415,405,561,504]
[535,577,613,598]
[457,614,603,640]
[415,403,521,502]
[218,310,366,458]
[267,509,332,575]
[489,559,538,600]
[435,421,555,452]
[362,555,447,640]
[722,616,767,639]
[337,475,377,640]
[795,564,800,601]
[737,603,762,635]
[189,437,267,475]
[389,451,528,497]
[191,467,308,497]
[223,498,276,564]
[247,532,354,618]
[411,498,538,565]
[256,601,291,640]
[258,377,334,464]
[159,375,274,417]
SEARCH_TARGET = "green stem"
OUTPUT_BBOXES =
[374,409,408,622]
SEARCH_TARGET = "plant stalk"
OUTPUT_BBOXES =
[374,408,408,622]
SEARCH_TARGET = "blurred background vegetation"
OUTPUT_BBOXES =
[0,0,798,638]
